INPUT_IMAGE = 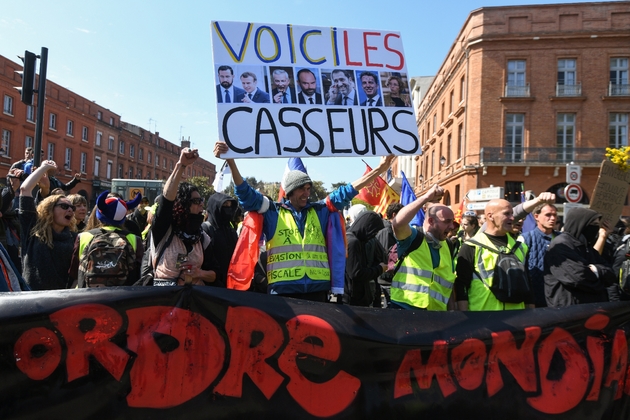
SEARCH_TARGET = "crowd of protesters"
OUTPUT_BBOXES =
[0,144,628,312]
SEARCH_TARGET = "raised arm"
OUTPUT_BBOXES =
[214,141,244,186]
[351,155,396,191]
[392,184,445,241]
[19,160,56,198]
[164,147,198,201]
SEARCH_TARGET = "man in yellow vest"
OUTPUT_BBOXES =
[214,141,395,302]
[390,184,456,310]
[455,198,533,311]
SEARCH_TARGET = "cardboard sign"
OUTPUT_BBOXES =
[590,159,630,226]
[211,21,420,158]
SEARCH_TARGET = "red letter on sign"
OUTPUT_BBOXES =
[486,327,540,396]
[50,304,129,382]
[451,338,487,391]
[14,327,62,380]
[527,328,589,414]
[394,340,457,398]
[363,32,383,68]
[214,306,284,399]
[343,31,362,66]
[384,33,404,70]
[126,306,225,408]
[278,314,360,417]
[604,329,628,399]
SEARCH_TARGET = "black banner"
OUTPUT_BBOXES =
[1,287,629,419]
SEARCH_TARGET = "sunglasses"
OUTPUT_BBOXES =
[190,198,204,205]
[55,203,76,211]
[463,211,476,216]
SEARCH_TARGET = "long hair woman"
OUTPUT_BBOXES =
[19,160,77,290]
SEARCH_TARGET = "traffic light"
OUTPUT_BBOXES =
[15,51,37,105]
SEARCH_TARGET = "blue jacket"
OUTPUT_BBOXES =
[522,227,560,307]
[235,181,357,295]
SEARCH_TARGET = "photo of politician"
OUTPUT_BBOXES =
[296,68,323,105]
[322,69,358,106]
[381,72,412,107]
[215,65,270,105]
[270,67,297,104]
[357,71,383,107]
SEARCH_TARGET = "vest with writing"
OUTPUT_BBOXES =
[391,238,455,311]
[467,232,528,311]
[266,208,329,284]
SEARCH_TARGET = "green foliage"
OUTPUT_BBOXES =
[187,176,214,202]
[309,180,328,202]
[331,181,347,191]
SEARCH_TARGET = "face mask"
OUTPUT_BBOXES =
[182,213,205,234]
[582,224,599,246]
[221,206,236,220]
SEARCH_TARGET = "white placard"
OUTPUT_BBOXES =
[211,21,419,158]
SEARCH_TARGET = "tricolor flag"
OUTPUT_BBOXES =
[278,158,308,201]
[212,161,231,193]
[357,162,400,216]
[400,171,424,227]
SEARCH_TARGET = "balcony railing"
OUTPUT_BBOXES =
[480,147,606,165]
[504,83,530,97]
[609,82,630,96]
[556,82,582,96]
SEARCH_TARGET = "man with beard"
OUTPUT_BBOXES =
[390,184,457,311]
[203,193,239,288]
[297,68,322,104]
[359,72,383,106]
[456,198,532,311]
[326,69,358,106]
[344,211,386,306]
[272,69,297,104]
[149,148,219,286]
[216,65,246,104]
[214,141,394,301]
[544,208,615,307]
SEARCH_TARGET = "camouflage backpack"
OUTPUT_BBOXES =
[78,228,136,288]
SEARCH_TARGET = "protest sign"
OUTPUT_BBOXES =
[590,159,630,226]
[211,21,420,158]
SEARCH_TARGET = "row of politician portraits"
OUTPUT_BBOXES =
[215,65,412,108]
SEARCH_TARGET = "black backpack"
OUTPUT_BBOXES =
[78,228,135,288]
[466,239,530,303]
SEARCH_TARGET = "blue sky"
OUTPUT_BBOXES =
[0,0,601,189]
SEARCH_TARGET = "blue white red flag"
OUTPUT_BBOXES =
[401,171,424,227]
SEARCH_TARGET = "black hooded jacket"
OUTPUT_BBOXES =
[202,193,239,288]
[344,211,385,306]
[544,207,615,307]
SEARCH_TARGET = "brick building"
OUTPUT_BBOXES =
[397,1,630,218]
[0,53,216,206]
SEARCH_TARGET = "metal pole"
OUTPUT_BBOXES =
[33,47,48,167]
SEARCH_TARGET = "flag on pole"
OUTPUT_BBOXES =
[278,158,308,201]
[356,162,400,216]
[401,171,424,227]
[453,199,465,224]
[212,161,231,193]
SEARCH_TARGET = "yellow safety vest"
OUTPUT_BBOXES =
[266,208,329,284]
[467,232,528,311]
[391,237,455,311]
[79,226,138,257]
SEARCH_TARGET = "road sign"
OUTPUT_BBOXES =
[466,202,488,210]
[566,164,581,184]
[466,187,504,201]
[564,183,583,203]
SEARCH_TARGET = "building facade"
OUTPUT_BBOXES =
[0,54,216,207]
[400,1,630,218]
